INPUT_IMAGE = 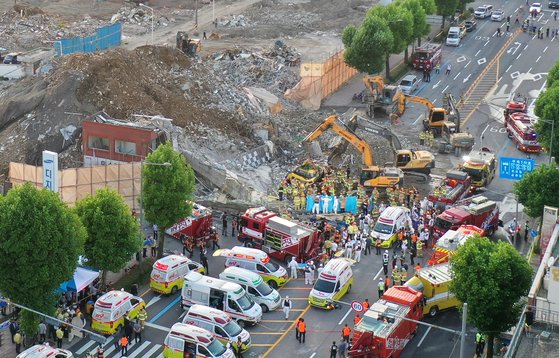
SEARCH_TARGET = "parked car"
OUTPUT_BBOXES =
[550,0,559,9]
[474,5,493,18]
[491,9,505,21]
[530,3,542,13]
[465,20,477,31]
[399,75,419,95]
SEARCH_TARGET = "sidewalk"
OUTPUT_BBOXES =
[322,23,444,108]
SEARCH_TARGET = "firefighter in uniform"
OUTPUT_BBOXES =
[400,267,408,284]
[416,239,424,258]
[392,266,402,286]
[278,183,285,201]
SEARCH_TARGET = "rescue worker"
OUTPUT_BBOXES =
[354,313,361,325]
[382,250,389,275]
[330,341,338,358]
[297,318,306,343]
[384,275,391,289]
[392,266,402,286]
[415,263,422,274]
[378,278,385,298]
[283,296,292,320]
[342,324,351,343]
[232,336,247,358]
[304,261,314,285]
[363,299,370,311]
[416,239,423,258]
[138,307,147,330]
[400,267,408,284]
[288,257,298,279]
[120,335,129,356]
[14,329,22,354]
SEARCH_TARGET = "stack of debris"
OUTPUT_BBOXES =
[217,15,252,28]
[110,6,173,27]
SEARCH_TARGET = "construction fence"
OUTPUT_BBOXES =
[8,162,141,208]
[285,49,358,110]
[55,22,122,56]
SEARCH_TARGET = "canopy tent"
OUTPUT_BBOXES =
[58,267,99,293]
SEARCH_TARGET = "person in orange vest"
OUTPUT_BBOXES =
[384,275,391,289]
[362,299,370,311]
[415,263,422,274]
[342,324,351,343]
[354,313,361,325]
[120,335,129,356]
[297,318,306,343]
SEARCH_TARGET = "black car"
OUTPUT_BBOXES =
[550,0,559,9]
[465,20,477,32]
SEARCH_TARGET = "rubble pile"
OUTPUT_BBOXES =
[110,6,174,28]
[217,15,253,28]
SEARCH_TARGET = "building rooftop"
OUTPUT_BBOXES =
[89,111,164,133]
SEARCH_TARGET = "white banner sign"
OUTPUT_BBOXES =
[42,150,59,192]
[541,205,558,255]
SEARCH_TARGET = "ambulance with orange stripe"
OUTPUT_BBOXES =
[215,246,288,289]
[91,290,146,334]
[150,255,205,294]
[428,225,483,266]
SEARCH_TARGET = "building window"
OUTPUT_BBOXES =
[115,140,137,155]
[88,136,109,151]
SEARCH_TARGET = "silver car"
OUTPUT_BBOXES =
[399,75,419,95]
[491,9,505,21]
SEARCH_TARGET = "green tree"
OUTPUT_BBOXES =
[75,188,141,288]
[457,0,474,12]
[450,237,532,358]
[534,85,559,160]
[142,142,196,258]
[400,0,430,51]
[435,0,458,28]
[547,61,559,88]
[0,183,86,334]
[419,0,437,14]
[343,15,394,74]
[514,163,559,217]
[342,25,357,47]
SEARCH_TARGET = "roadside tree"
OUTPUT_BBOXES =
[419,0,437,15]
[534,85,559,161]
[401,0,430,51]
[546,61,559,88]
[343,14,394,74]
[514,163,559,217]
[75,188,141,288]
[142,142,196,258]
[0,183,86,334]
[450,237,532,358]
[435,0,459,28]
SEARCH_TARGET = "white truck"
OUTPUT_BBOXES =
[446,27,462,46]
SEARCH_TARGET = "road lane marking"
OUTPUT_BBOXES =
[76,340,97,355]
[442,85,449,93]
[278,287,312,290]
[128,341,151,358]
[536,56,541,63]
[338,307,353,325]
[250,331,287,334]
[544,46,549,53]
[480,125,489,143]
[528,67,533,73]
[417,326,432,347]
[149,296,180,323]
[140,287,151,297]
[261,320,297,323]
[252,343,274,347]
[524,44,529,50]
[475,49,481,56]
[505,65,512,72]
[432,99,437,104]
[144,344,162,357]
[532,34,537,40]
[145,322,171,332]
[516,53,522,59]
[309,353,317,358]
[261,306,310,357]
[288,297,310,300]
[146,294,162,308]
[464,60,471,68]
[373,266,384,280]
[484,40,490,46]
[453,72,461,80]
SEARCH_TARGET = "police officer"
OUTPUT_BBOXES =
[378,278,385,298]
[330,341,338,358]
[382,250,389,275]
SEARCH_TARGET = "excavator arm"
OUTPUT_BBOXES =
[303,115,375,167]
[397,95,435,115]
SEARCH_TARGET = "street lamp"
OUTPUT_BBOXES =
[139,3,154,45]
[539,119,555,163]
[139,160,171,238]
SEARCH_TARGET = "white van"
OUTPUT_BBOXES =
[309,258,354,309]
[17,344,73,358]
[181,271,262,327]
[91,290,146,334]
[219,266,281,312]
[446,27,461,46]
[150,254,205,295]
[163,323,234,358]
[216,246,288,289]
[183,304,251,350]
[371,206,412,249]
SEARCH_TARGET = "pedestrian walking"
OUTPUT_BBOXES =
[507,15,511,23]
[133,319,142,343]
[446,64,451,75]
[338,340,347,358]
[9,319,18,343]
[524,222,530,241]
[507,23,510,32]
[38,321,47,343]
[547,27,550,37]
[120,335,129,356]
[282,296,292,320]
[288,257,298,279]
[342,324,351,343]
[295,318,301,341]
[297,318,306,343]
[211,229,220,250]
[221,213,228,237]
[426,68,431,82]
[231,217,237,237]
[125,319,133,341]
[515,14,520,25]
[377,277,385,298]
[555,11,558,21]
[113,330,121,351]
[203,31,207,40]
[330,341,338,358]
[201,253,209,275]
[14,330,22,354]
[365,236,372,255]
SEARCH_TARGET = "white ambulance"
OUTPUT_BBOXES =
[150,254,205,294]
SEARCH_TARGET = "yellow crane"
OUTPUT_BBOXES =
[302,115,404,188]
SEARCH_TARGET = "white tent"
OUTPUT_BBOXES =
[59,267,99,293]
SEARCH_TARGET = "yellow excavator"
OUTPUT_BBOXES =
[302,115,404,188]
[362,75,403,119]
[397,94,475,155]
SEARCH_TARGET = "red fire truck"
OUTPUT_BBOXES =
[166,203,213,242]
[503,93,528,119]
[428,225,483,266]
[427,170,471,209]
[412,42,442,70]
[505,112,542,153]
[349,286,423,358]
[237,207,322,264]
[433,196,499,240]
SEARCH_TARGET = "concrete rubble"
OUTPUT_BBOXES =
[217,15,252,28]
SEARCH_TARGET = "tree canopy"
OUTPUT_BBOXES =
[534,85,559,161]
[435,0,458,27]
[450,236,532,357]
[419,0,437,14]
[546,61,559,88]
[142,142,196,258]
[400,0,430,45]
[0,183,86,333]
[514,163,559,217]
[75,188,141,287]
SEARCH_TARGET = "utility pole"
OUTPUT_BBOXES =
[459,302,468,358]
[195,0,199,29]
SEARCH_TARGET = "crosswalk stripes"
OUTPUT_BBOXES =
[127,341,151,357]
[72,337,162,357]
[75,339,98,355]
